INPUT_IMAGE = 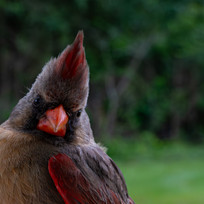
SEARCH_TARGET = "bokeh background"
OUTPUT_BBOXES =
[1,0,204,203]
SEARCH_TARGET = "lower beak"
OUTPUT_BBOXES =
[37,105,68,137]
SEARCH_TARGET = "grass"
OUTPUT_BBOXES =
[103,135,204,204]
[117,159,204,204]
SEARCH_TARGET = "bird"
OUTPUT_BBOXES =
[0,31,135,204]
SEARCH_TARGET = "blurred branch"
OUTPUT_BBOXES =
[105,36,158,136]
[117,36,157,96]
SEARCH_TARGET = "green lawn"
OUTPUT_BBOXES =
[117,159,204,204]
[104,137,204,204]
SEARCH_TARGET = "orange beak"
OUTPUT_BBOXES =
[37,105,68,137]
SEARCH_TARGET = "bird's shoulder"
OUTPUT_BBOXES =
[61,143,130,203]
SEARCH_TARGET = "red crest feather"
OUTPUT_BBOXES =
[56,31,87,80]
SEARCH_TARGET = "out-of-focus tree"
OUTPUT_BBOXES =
[0,0,204,142]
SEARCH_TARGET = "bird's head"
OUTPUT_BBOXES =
[7,31,93,144]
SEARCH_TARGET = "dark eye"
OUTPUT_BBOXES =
[76,109,82,117]
[33,95,41,107]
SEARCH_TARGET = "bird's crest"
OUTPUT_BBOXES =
[55,31,88,80]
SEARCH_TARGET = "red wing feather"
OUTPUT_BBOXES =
[48,154,123,204]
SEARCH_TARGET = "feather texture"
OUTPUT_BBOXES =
[56,31,87,80]
[49,153,124,204]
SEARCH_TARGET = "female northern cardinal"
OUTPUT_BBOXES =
[0,31,135,204]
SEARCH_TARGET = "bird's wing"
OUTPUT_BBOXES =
[48,152,134,204]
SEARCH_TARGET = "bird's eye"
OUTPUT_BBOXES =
[76,109,82,117]
[33,95,41,107]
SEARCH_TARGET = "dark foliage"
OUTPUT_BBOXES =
[1,0,204,142]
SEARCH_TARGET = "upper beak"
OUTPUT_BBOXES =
[37,105,68,137]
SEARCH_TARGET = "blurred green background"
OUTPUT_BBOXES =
[1,0,204,203]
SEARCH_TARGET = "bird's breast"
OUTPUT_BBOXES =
[0,127,64,204]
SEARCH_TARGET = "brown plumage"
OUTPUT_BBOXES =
[0,31,135,204]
